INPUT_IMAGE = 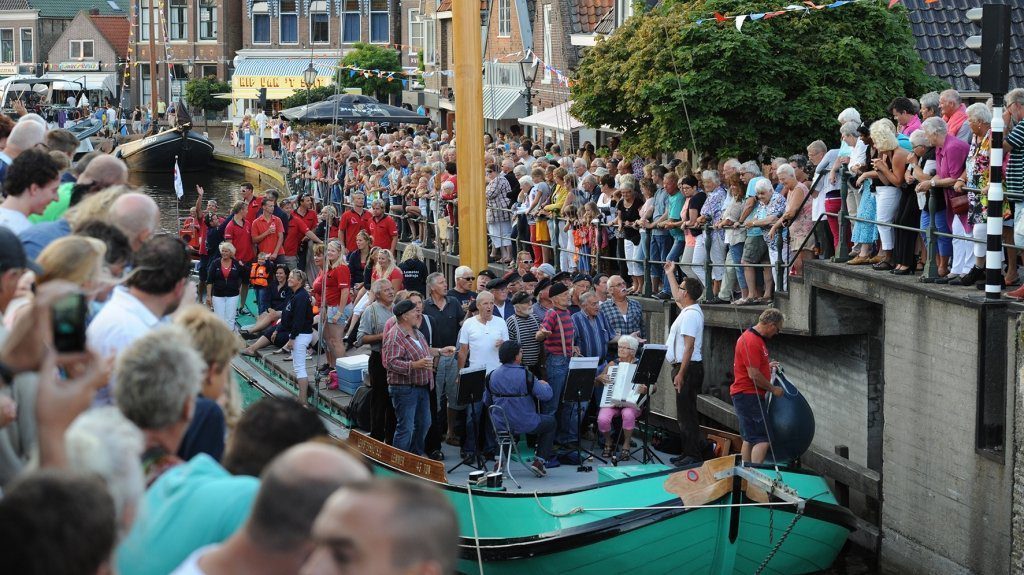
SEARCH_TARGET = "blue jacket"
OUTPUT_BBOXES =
[483,363,552,434]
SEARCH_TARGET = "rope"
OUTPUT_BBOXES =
[531,492,803,518]
[465,482,485,575]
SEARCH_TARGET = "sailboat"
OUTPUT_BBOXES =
[114,101,213,173]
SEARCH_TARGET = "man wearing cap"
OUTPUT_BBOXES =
[383,298,456,455]
[476,269,496,294]
[535,282,575,456]
[504,272,522,299]
[520,272,538,297]
[568,274,591,315]
[506,292,542,377]
[486,276,514,319]
[532,279,552,323]
[456,291,507,460]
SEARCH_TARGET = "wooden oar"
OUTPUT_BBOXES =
[663,455,737,507]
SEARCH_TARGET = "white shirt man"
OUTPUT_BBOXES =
[456,312,509,373]
[664,268,706,465]
[255,110,268,138]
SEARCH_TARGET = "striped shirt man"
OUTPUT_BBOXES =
[541,308,574,357]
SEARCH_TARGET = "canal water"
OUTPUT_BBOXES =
[128,166,271,233]
[129,162,876,575]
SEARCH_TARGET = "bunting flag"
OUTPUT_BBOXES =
[691,0,926,32]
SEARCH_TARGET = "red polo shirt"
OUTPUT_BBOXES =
[731,327,770,396]
[244,196,263,225]
[251,214,284,256]
[282,213,311,257]
[339,208,373,253]
[223,218,255,262]
[371,214,397,250]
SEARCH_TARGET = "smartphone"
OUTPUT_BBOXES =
[52,293,87,353]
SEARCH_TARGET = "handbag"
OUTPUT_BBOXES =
[949,191,969,216]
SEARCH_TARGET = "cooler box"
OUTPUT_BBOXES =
[335,355,369,395]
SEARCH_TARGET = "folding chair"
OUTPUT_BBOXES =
[488,404,533,488]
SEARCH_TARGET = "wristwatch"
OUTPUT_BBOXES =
[930,178,937,188]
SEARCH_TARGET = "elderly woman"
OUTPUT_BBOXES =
[612,178,644,293]
[892,130,931,274]
[206,241,245,329]
[485,163,514,264]
[915,116,970,282]
[736,179,780,305]
[824,120,863,250]
[596,335,650,461]
[953,102,1001,287]
[864,119,909,271]
[717,172,749,301]
[114,326,205,485]
[768,163,814,276]
[847,126,881,266]
[691,171,727,293]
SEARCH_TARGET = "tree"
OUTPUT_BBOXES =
[571,0,945,160]
[183,76,231,114]
[280,85,337,109]
[334,42,404,100]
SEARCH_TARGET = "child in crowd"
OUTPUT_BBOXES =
[250,253,271,314]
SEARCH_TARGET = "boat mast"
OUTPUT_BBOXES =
[147,0,158,127]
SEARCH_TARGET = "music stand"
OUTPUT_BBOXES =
[628,344,667,464]
[563,357,604,472]
[448,367,487,474]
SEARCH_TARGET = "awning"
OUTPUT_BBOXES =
[231,57,338,100]
[518,101,585,132]
[33,73,114,92]
[482,87,526,120]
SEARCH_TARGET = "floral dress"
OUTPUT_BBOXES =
[851,180,879,244]
[965,131,1008,226]
[701,185,728,244]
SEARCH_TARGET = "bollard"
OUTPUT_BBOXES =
[835,165,851,263]
[834,445,850,507]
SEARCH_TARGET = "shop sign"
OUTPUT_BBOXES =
[232,75,331,89]
[59,61,101,71]
[0,64,18,75]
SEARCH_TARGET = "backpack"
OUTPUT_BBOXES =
[346,383,373,431]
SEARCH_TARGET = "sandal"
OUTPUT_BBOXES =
[602,445,613,458]
[619,448,630,462]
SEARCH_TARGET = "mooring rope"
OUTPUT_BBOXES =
[465,482,484,575]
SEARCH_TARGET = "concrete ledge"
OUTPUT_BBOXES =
[212,153,287,188]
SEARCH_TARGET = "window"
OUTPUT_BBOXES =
[252,1,270,43]
[408,9,422,55]
[19,29,31,64]
[170,64,187,100]
[424,17,436,65]
[0,30,12,63]
[198,0,217,40]
[279,0,298,44]
[139,63,152,106]
[498,0,510,37]
[342,0,360,43]
[370,0,389,44]
[140,0,151,40]
[309,1,329,44]
[542,5,551,83]
[69,39,95,59]
[169,0,188,41]
[200,63,218,79]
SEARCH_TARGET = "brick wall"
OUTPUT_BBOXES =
[529,0,574,114]
[47,15,119,66]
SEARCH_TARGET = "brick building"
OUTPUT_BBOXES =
[0,0,39,78]
[480,0,531,135]
[130,0,243,111]
[45,11,129,104]
[27,0,124,71]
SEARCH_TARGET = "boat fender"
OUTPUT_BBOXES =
[765,369,816,463]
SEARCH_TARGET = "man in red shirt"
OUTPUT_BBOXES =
[224,199,256,313]
[194,187,223,304]
[251,197,285,264]
[731,309,785,464]
[369,199,398,253]
[281,200,323,270]
[339,191,372,253]
[241,182,263,224]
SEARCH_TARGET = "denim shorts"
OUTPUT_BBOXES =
[732,392,769,444]
[326,305,352,325]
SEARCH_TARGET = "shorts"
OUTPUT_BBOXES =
[741,235,769,264]
[732,393,769,445]
[271,139,281,152]
[238,260,252,281]
[326,305,352,325]
[263,138,272,146]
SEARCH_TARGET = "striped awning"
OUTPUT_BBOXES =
[482,87,526,120]
[233,58,340,78]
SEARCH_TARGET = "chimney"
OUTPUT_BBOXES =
[90,7,100,15]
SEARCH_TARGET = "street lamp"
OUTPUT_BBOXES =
[186,58,195,79]
[518,56,537,134]
[303,62,318,111]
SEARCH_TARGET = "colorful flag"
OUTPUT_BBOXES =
[173,157,184,200]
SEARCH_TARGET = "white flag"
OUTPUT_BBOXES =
[173,157,184,199]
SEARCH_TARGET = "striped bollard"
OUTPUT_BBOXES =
[987,98,1005,299]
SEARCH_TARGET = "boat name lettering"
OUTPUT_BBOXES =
[356,437,384,459]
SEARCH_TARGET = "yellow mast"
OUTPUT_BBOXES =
[452,0,486,271]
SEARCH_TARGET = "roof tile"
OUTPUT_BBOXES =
[0,0,31,9]
[89,14,130,57]
[27,0,124,19]
[574,0,613,34]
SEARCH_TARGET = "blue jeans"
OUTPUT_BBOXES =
[666,235,686,266]
[541,355,580,445]
[730,242,748,290]
[390,385,431,455]
[920,208,952,257]
[650,234,673,286]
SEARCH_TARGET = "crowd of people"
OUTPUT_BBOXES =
[3,80,1024,572]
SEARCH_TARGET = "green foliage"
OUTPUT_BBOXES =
[280,85,338,109]
[571,0,945,159]
[335,43,404,99]
[183,76,231,112]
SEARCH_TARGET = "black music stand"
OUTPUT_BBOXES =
[628,344,666,465]
[448,367,487,474]
[563,360,604,472]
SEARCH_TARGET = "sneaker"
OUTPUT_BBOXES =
[317,363,333,374]
[653,291,672,301]
[530,458,547,477]
[543,457,560,469]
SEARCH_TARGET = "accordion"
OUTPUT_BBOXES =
[599,362,645,409]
